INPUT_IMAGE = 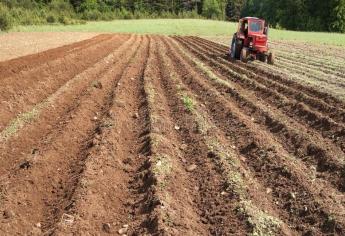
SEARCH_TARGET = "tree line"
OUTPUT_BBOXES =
[0,0,344,32]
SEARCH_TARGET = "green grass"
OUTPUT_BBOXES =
[182,95,195,112]
[12,19,345,46]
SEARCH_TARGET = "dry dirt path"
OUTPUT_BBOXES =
[0,34,344,235]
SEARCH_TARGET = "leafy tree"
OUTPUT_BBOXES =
[202,0,222,19]
[225,0,245,21]
[331,0,345,32]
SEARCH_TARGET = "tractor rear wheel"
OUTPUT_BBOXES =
[230,40,236,59]
[230,35,241,59]
[267,52,275,65]
[240,48,249,63]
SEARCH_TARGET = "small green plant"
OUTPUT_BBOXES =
[182,95,194,112]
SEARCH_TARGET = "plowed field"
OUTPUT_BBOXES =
[0,34,344,235]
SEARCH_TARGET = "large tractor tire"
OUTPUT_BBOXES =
[258,54,267,63]
[230,35,241,59]
[240,48,250,63]
[267,51,275,65]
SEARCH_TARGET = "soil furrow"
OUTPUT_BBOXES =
[203,37,345,71]
[112,36,211,235]
[0,35,128,132]
[186,36,345,112]
[164,37,345,235]
[174,37,345,155]
[275,51,345,74]
[0,35,142,235]
[272,58,345,88]
[0,34,109,79]
[1,33,344,235]
[251,60,345,102]
[155,36,252,235]
[51,35,151,235]
[171,37,345,192]
[0,35,137,176]
[276,56,345,81]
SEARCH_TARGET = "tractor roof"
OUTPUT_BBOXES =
[241,17,263,21]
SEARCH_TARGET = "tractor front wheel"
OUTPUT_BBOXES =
[267,52,275,65]
[258,54,267,63]
[240,48,249,63]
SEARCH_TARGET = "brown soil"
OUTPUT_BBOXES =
[0,32,99,62]
[0,34,344,236]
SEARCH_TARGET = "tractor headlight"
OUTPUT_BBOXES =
[249,41,253,47]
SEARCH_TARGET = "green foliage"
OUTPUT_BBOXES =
[182,95,195,111]
[332,0,345,32]
[203,0,222,19]
[226,0,245,21]
[0,0,344,33]
[46,15,56,23]
[241,0,345,32]
[0,4,13,31]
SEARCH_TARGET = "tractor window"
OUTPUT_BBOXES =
[241,20,248,36]
[249,21,263,32]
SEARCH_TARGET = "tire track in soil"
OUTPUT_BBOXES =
[0,34,128,131]
[0,35,142,235]
[186,36,345,114]
[175,36,345,154]
[51,35,151,235]
[164,37,345,235]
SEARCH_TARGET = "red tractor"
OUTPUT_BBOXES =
[230,17,274,64]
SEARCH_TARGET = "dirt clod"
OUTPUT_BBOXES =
[19,161,31,169]
[118,227,128,235]
[93,81,103,89]
[61,213,74,225]
[187,164,197,172]
[180,144,188,150]
[102,223,111,233]
[3,210,14,219]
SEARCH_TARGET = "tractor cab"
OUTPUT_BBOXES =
[230,17,274,64]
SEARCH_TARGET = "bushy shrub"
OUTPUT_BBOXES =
[81,9,102,20]
[49,0,72,12]
[46,15,56,23]
[202,0,222,19]
[0,10,13,31]
[58,15,67,24]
